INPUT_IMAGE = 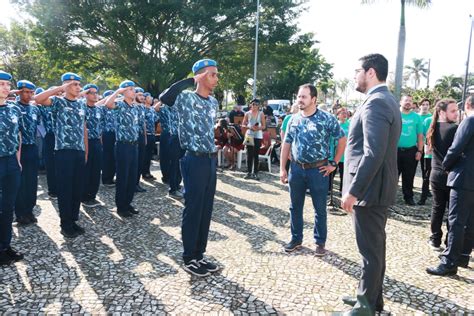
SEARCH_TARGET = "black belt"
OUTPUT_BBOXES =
[398,146,417,152]
[117,140,138,145]
[295,159,328,170]
[186,150,217,158]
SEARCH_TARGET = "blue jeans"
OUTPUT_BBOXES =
[288,162,329,245]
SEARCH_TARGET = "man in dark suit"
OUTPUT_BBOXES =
[341,54,401,315]
[426,96,474,276]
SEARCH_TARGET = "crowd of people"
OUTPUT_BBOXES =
[0,53,473,315]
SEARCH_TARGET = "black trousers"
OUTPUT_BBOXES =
[420,157,432,200]
[169,135,185,193]
[43,132,57,195]
[142,134,155,176]
[159,132,171,182]
[83,139,102,201]
[136,133,146,185]
[246,138,261,174]
[397,147,418,201]
[338,162,344,192]
[0,155,21,251]
[102,131,116,184]
[55,149,85,230]
[115,142,138,212]
[15,144,39,218]
[430,180,450,246]
[353,205,388,314]
[442,188,474,266]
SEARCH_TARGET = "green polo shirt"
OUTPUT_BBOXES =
[338,119,350,163]
[423,116,433,158]
[398,111,422,148]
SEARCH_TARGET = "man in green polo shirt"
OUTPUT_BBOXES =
[418,98,433,205]
[398,95,423,205]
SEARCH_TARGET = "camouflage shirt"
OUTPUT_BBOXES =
[85,105,104,139]
[0,102,22,157]
[135,103,146,135]
[145,106,158,135]
[102,105,116,133]
[157,105,171,134]
[17,102,41,145]
[174,90,218,153]
[39,106,55,134]
[285,109,345,163]
[114,101,140,142]
[168,105,179,136]
[50,96,87,151]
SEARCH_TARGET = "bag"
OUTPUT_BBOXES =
[243,134,254,146]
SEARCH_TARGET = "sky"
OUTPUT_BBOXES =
[1,0,473,90]
[299,0,474,88]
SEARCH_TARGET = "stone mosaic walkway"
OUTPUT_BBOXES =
[0,162,473,315]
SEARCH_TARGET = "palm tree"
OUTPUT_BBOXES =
[362,0,431,100]
[435,75,463,100]
[405,58,429,90]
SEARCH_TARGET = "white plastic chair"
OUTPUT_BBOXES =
[237,149,247,169]
[259,143,274,174]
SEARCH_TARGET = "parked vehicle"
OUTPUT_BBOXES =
[267,99,291,116]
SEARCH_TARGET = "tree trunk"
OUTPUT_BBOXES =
[394,0,406,101]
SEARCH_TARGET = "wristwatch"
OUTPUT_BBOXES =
[328,160,337,167]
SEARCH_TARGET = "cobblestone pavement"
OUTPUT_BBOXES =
[1,161,473,315]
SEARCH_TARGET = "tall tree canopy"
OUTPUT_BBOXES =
[10,0,333,102]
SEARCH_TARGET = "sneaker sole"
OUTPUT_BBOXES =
[182,265,211,277]
[314,251,327,257]
[284,244,302,253]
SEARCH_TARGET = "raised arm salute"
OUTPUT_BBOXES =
[159,59,220,277]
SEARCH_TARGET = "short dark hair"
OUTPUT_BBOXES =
[420,98,431,105]
[359,54,388,82]
[298,83,318,99]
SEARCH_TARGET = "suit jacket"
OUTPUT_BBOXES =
[342,86,402,207]
[443,115,474,191]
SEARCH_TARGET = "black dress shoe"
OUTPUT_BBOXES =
[135,185,146,193]
[61,227,80,239]
[118,209,133,217]
[73,223,85,235]
[417,199,426,205]
[5,247,24,261]
[16,216,33,226]
[405,198,416,206]
[0,250,14,265]
[342,296,384,312]
[128,206,139,214]
[426,263,457,276]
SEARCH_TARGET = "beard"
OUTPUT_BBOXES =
[355,80,367,94]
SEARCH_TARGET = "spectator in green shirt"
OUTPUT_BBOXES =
[398,95,424,205]
[418,98,433,205]
[336,107,350,192]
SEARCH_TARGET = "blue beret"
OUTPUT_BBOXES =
[17,80,36,90]
[83,83,99,92]
[103,90,113,97]
[143,92,151,97]
[0,71,12,81]
[119,80,135,89]
[135,87,144,93]
[35,87,44,94]
[61,72,81,82]
[192,58,217,74]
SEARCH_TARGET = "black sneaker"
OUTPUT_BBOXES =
[27,213,38,223]
[428,239,441,251]
[253,173,260,181]
[284,239,302,253]
[244,173,252,179]
[73,223,85,235]
[61,227,80,239]
[405,198,416,206]
[135,185,147,193]
[16,215,33,226]
[48,193,58,200]
[128,206,139,215]
[118,209,133,217]
[198,258,219,273]
[103,182,115,188]
[168,190,184,199]
[83,199,101,207]
[0,250,14,265]
[5,247,24,262]
[183,259,210,277]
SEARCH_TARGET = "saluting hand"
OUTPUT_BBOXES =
[60,81,75,91]
[194,70,208,84]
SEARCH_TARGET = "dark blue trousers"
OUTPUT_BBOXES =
[136,133,146,184]
[115,142,138,212]
[180,153,217,263]
[142,134,155,176]
[159,131,171,182]
[169,135,185,193]
[442,188,474,266]
[43,132,57,195]
[102,131,116,184]
[55,150,85,230]
[15,144,39,217]
[0,155,21,251]
[82,139,102,201]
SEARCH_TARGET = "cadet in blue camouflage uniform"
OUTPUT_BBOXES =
[35,72,88,239]
[134,87,147,192]
[81,84,104,207]
[167,103,185,199]
[142,92,158,180]
[280,84,346,256]
[39,87,58,199]
[0,71,25,265]
[159,59,220,277]
[101,89,116,187]
[156,102,171,183]
[14,80,41,226]
[104,80,141,217]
